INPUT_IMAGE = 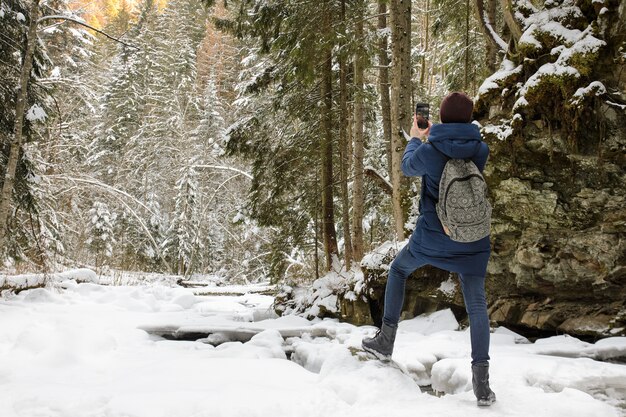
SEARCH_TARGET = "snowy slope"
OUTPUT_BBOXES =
[0,280,624,417]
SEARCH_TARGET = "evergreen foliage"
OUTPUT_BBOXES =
[2,0,620,288]
[86,200,115,268]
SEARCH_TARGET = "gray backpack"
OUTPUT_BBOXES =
[435,158,492,242]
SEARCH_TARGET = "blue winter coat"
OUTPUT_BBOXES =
[402,122,491,277]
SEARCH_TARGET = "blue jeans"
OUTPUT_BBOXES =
[382,245,490,365]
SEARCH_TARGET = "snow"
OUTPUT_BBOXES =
[477,59,523,96]
[480,3,606,115]
[519,62,580,97]
[398,309,459,335]
[191,282,275,295]
[0,268,97,291]
[364,165,392,190]
[482,120,514,141]
[437,276,457,297]
[296,271,344,317]
[519,25,543,50]
[0,281,624,417]
[513,95,529,110]
[529,334,626,361]
[285,264,368,319]
[556,27,606,62]
[572,81,606,105]
[377,27,391,38]
[25,104,47,122]
[517,26,605,102]
[482,14,508,51]
[607,101,626,110]
[360,239,408,270]
[524,2,584,30]
[535,21,582,45]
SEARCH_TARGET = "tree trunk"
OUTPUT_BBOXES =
[378,0,392,179]
[465,0,470,90]
[389,0,412,240]
[420,0,430,87]
[339,0,353,268]
[474,0,507,54]
[320,0,338,270]
[314,164,320,280]
[0,0,40,252]
[486,0,497,72]
[500,0,522,42]
[352,0,365,264]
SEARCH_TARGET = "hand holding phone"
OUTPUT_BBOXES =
[411,114,431,141]
[410,102,431,141]
[415,102,429,129]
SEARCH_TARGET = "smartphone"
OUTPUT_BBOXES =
[415,102,429,129]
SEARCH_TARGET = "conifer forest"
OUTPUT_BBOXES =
[1,0,625,316]
[0,0,510,281]
[0,0,621,280]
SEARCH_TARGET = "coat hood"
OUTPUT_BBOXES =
[428,123,482,159]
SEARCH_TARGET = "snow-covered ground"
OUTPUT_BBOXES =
[1,279,625,417]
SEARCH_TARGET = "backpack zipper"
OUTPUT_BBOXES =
[441,173,485,215]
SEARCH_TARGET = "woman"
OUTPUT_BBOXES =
[361,92,496,407]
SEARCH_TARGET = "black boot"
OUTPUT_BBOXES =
[472,362,496,406]
[361,323,397,361]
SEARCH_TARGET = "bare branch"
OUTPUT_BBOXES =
[45,174,171,271]
[37,15,139,50]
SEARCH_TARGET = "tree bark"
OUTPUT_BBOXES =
[352,0,365,264]
[420,0,430,87]
[0,0,40,251]
[389,0,412,240]
[500,0,522,42]
[378,0,392,179]
[486,0,497,72]
[465,0,470,90]
[314,165,320,280]
[320,0,338,270]
[339,0,353,268]
[475,0,508,52]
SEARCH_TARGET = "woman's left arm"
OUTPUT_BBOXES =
[474,142,490,172]
[401,140,427,177]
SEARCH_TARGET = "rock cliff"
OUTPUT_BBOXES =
[312,1,626,340]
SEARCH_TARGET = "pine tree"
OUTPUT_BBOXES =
[86,201,116,269]
[88,0,162,184]
[194,75,227,159]
[163,163,200,275]
[0,0,65,261]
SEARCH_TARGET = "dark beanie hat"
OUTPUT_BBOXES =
[440,92,473,123]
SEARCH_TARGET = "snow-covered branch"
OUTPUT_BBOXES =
[37,15,139,50]
[45,175,171,271]
[364,166,393,195]
[475,0,508,51]
[192,165,253,180]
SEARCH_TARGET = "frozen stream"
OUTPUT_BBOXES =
[1,279,625,417]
